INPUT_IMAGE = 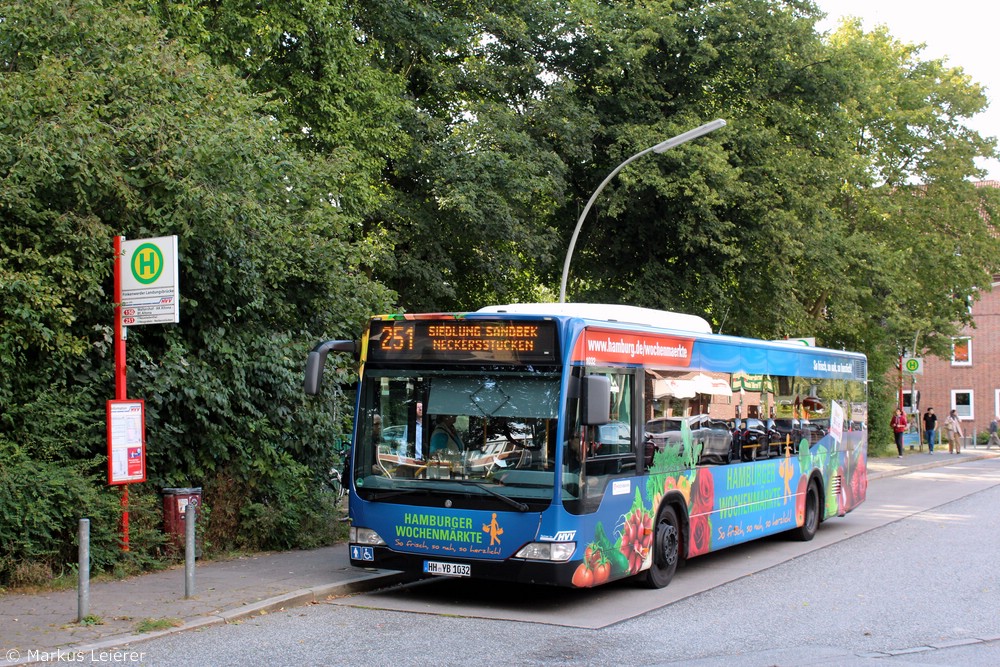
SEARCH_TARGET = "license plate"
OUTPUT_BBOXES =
[424,561,471,577]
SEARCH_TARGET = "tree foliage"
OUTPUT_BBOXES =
[0,0,391,578]
[821,20,1000,359]
[350,0,579,309]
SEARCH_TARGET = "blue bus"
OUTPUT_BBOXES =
[304,303,868,588]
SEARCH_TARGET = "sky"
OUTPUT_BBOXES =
[813,0,999,181]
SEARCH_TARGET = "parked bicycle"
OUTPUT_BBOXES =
[324,435,350,504]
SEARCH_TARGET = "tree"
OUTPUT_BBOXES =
[540,2,998,357]
[0,0,393,574]
[821,20,1000,360]
[547,0,858,339]
[140,0,410,220]
[143,0,575,311]
[356,0,579,310]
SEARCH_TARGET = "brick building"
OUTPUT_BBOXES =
[899,180,1000,443]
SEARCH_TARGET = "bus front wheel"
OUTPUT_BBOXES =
[792,479,821,541]
[641,504,680,589]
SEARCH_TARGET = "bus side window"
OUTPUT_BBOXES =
[587,371,636,471]
[594,421,632,456]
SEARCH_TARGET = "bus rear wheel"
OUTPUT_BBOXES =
[641,504,680,589]
[792,479,821,541]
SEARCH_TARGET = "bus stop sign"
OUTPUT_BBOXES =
[121,236,180,326]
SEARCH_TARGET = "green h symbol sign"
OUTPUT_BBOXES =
[131,243,164,285]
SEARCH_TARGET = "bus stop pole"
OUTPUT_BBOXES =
[114,235,130,551]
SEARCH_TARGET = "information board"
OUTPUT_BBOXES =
[107,400,146,485]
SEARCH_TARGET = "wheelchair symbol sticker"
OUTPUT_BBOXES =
[351,546,374,561]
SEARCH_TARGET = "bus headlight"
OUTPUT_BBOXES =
[349,526,386,546]
[514,542,576,562]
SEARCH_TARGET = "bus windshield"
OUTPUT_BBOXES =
[354,369,562,509]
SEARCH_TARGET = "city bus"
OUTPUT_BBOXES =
[304,303,868,589]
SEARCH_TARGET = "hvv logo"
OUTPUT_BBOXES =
[540,531,577,541]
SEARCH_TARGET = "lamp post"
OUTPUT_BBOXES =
[558,118,727,303]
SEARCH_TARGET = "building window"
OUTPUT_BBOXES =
[951,390,973,420]
[951,337,971,366]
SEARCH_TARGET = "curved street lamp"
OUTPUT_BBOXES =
[558,118,727,303]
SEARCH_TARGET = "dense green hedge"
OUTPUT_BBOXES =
[0,0,381,585]
[0,443,161,584]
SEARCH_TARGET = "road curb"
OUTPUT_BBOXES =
[213,570,417,624]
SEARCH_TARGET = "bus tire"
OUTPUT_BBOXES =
[792,479,821,541]
[641,504,680,589]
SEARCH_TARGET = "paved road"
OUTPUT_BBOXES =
[126,456,1000,666]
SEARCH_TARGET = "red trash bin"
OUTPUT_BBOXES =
[162,487,202,556]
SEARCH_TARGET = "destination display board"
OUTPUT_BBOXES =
[367,319,559,364]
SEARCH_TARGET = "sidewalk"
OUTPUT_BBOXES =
[2,447,998,665]
[866,444,998,480]
[1,545,412,666]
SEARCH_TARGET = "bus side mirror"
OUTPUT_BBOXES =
[304,339,360,395]
[580,375,611,425]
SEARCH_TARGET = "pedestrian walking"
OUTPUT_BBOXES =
[891,408,907,458]
[988,416,1000,449]
[944,409,963,454]
[922,407,937,453]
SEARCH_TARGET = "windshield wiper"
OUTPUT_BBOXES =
[368,485,423,501]
[366,480,529,512]
[448,480,529,512]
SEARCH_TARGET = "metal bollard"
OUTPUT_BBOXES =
[184,504,196,598]
[78,518,90,622]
